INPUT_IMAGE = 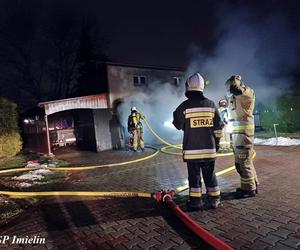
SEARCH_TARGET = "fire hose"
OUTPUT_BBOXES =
[0,117,240,249]
[154,190,234,250]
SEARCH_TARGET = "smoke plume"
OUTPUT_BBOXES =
[187,4,300,106]
[117,81,185,145]
[117,3,300,146]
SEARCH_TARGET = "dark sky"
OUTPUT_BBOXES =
[1,0,300,111]
[90,0,300,68]
[96,1,217,68]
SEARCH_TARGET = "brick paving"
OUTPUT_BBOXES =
[0,145,300,249]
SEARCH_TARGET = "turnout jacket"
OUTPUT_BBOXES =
[173,92,223,162]
[227,85,255,147]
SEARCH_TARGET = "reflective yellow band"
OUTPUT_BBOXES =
[185,107,215,113]
[232,125,255,131]
[219,142,231,145]
[185,112,215,119]
[207,191,221,196]
[184,153,217,159]
[241,177,255,183]
[189,192,202,197]
[214,130,223,133]
[241,177,255,181]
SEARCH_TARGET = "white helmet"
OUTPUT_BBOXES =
[131,106,137,112]
[185,73,205,93]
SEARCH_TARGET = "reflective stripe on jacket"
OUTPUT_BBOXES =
[227,85,255,133]
[173,92,223,162]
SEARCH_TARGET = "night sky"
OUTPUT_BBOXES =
[0,0,300,111]
[94,0,300,68]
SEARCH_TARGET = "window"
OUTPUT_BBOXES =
[133,76,147,86]
[173,76,182,86]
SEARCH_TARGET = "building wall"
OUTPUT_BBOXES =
[93,109,125,151]
[106,64,184,107]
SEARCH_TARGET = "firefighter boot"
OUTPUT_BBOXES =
[235,188,256,198]
[186,199,204,211]
[207,196,221,209]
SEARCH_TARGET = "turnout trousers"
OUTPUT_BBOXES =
[187,161,220,205]
[132,128,144,151]
[232,134,258,191]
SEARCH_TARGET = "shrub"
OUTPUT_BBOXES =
[0,132,22,160]
[0,98,22,160]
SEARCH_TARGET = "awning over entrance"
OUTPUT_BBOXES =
[39,94,109,115]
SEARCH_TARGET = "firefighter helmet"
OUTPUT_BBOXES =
[185,73,205,93]
[225,75,244,96]
[219,99,228,107]
[131,106,137,112]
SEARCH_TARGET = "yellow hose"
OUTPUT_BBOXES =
[0,118,255,199]
[0,191,152,199]
[143,118,182,149]
[0,146,159,174]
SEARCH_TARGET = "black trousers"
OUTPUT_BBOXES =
[187,161,220,204]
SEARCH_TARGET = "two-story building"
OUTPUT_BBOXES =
[23,62,184,155]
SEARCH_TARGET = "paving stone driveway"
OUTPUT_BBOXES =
[0,145,300,250]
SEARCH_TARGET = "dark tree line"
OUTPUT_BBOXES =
[0,0,108,113]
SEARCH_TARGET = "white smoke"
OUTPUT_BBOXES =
[117,5,300,146]
[187,6,300,106]
[117,81,185,146]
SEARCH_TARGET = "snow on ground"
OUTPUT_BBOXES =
[30,169,53,175]
[18,182,33,188]
[254,137,300,146]
[12,173,44,181]
[12,169,54,187]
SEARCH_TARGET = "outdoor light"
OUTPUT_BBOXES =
[23,119,29,124]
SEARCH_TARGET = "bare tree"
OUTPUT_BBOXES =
[0,0,108,112]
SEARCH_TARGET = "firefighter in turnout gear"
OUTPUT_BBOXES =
[218,99,232,153]
[225,75,258,198]
[173,73,223,210]
[127,107,145,151]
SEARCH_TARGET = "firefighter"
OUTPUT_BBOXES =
[218,99,232,153]
[173,73,223,210]
[225,75,258,198]
[127,107,145,151]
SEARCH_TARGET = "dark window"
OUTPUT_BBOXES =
[140,76,146,84]
[133,76,139,85]
[173,77,182,86]
[133,76,147,86]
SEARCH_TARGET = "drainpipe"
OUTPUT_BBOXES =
[44,115,53,156]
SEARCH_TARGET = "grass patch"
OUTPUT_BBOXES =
[23,171,66,192]
[0,197,39,225]
[0,150,69,170]
[255,131,300,139]
[0,151,69,225]
[0,155,27,170]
